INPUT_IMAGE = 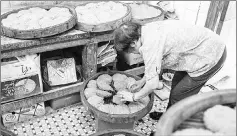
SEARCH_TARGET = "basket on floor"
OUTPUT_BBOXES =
[155,89,236,136]
[81,70,154,123]
[90,129,145,136]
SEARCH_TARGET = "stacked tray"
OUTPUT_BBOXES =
[1,5,77,39]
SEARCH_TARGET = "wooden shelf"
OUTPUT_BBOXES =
[1,82,84,114]
[1,26,145,114]
[1,30,113,59]
[1,66,144,114]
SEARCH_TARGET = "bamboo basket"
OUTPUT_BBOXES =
[129,3,165,25]
[1,5,77,39]
[90,129,145,136]
[81,71,154,123]
[74,2,132,32]
[155,89,236,136]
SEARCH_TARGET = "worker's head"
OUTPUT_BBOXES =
[114,22,142,54]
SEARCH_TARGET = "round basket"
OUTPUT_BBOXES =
[75,2,132,32]
[155,89,236,136]
[1,5,77,39]
[90,129,145,136]
[81,71,154,123]
[129,3,165,25]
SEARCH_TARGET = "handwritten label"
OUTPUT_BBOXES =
[15,65,32,75]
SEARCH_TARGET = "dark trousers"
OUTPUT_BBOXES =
[167,48,227,109]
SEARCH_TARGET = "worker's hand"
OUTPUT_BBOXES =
[128,79,145,93]
[157,81,164,90]
[117,91,134,102]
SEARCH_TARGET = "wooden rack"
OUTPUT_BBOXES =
[1,1,229,114]
[1,29,145,114]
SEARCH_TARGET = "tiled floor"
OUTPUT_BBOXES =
[5,97,168,136]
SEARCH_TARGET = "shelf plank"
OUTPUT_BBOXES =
[2,39,90,59]
[1,30,114,59]
[1,30,89,51]
[1,82,83,114]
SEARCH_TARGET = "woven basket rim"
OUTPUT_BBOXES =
[81,70,154,123]
[1,5,77,39]
[75,1,132,32]
[155,89,236,136]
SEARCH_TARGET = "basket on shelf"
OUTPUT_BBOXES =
[74,2,132,32]
[1,5,77,39]
[155,89,236,136]
[129,3,165,25]
[90,129,145,136]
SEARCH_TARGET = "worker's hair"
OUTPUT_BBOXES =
[113,22,141,52]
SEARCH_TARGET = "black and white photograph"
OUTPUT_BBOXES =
[1,1,236,136]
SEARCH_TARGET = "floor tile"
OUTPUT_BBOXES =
[6,97,168,136]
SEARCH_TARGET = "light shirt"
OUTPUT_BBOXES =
[139,20,226,82]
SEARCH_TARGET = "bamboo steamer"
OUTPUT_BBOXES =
[90,129,145,136]
[81,71,154,123]
[74,2,132,32]
[1,5,77,39]
[129,3,165,25]
[155,89,236,136]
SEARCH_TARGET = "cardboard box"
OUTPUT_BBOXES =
[47,58,77,86]
[48,93,81,110]
[2,102,45,127]
[1,54,43,103]
[121,52,143,65]
[42,64,83,91]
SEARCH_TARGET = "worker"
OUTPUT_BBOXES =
[113,20,227,121]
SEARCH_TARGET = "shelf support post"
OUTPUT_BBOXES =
[82,42,98,80]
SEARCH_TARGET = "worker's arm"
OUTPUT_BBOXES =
[133,75,163,101]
